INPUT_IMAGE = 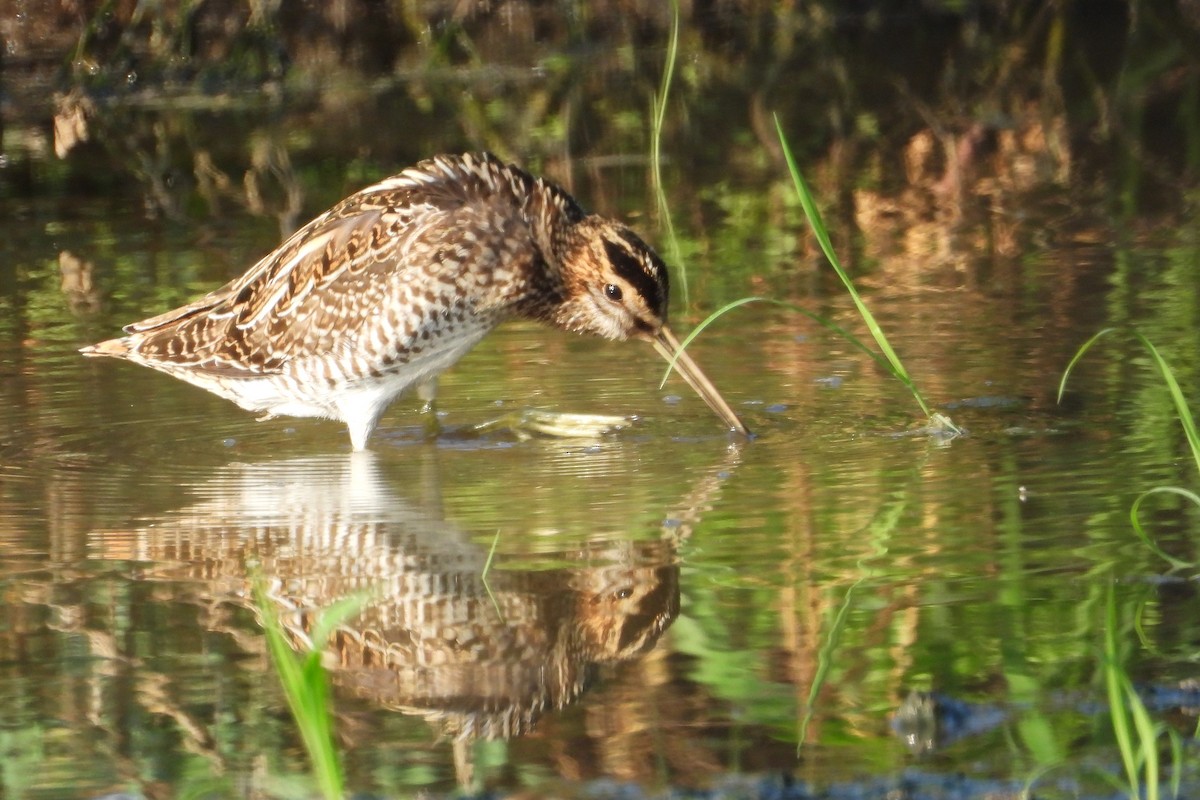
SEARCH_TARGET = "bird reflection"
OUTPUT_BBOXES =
[97,445,739,784]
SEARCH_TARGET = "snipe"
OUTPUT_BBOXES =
[82,152,749,449]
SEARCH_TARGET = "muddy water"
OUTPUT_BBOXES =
[3,10,1200,798]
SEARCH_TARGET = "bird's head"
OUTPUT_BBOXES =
[548,215,750,436]
[549,216,669,341]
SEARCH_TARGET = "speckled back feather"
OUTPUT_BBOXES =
[107,153,583,379]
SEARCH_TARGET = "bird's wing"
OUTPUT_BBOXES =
[121,153,547,378]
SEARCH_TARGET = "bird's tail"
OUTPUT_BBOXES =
[80,336,134,358]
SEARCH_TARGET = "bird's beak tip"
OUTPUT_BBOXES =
[650,327,751,436]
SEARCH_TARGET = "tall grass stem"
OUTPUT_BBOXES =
[773,113,935,420]
[650,0,686,307]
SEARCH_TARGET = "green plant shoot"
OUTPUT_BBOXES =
[255,580,370,800]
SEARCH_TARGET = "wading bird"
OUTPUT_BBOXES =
[82,152,749,449]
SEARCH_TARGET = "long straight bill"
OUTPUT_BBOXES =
[652,326,750,435]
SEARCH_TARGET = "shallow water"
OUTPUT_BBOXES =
[3,7,1200,799]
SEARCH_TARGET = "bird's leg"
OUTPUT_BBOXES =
[416,377,441,437]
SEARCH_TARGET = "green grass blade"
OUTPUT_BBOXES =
[1104,585,1140,799]
[1167,727,1183,798]
[1131,332,1200,477]
[310,591,372,652]
[1128,700,1161,800]
[650,0,685,305]
[800,486,903,752]
[773,113,932,419]
[660,296,895,389]
[798,578,857,750]
[254,580,345,800]
[1057,327,1116,403]
[1063,328,1200,572]
[1020,764,1058,799]
[1129,487,1199,570]
[774,120,837,274]
[299,653,341,797]
[650,0,680,217]
[481,529,504,619]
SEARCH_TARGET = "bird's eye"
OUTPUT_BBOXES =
[604,283,623,302]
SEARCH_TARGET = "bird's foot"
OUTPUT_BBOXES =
[470,409,632,440]
[421,407,443,439]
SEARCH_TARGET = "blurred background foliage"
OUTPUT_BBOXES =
[4,0,1197,244]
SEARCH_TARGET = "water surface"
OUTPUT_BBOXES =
[2,6,1200,798]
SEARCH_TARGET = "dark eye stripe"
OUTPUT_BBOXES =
[603,239,666,314]
[614,228,670,305]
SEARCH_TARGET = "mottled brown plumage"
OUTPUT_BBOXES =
[82,152,748,449]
